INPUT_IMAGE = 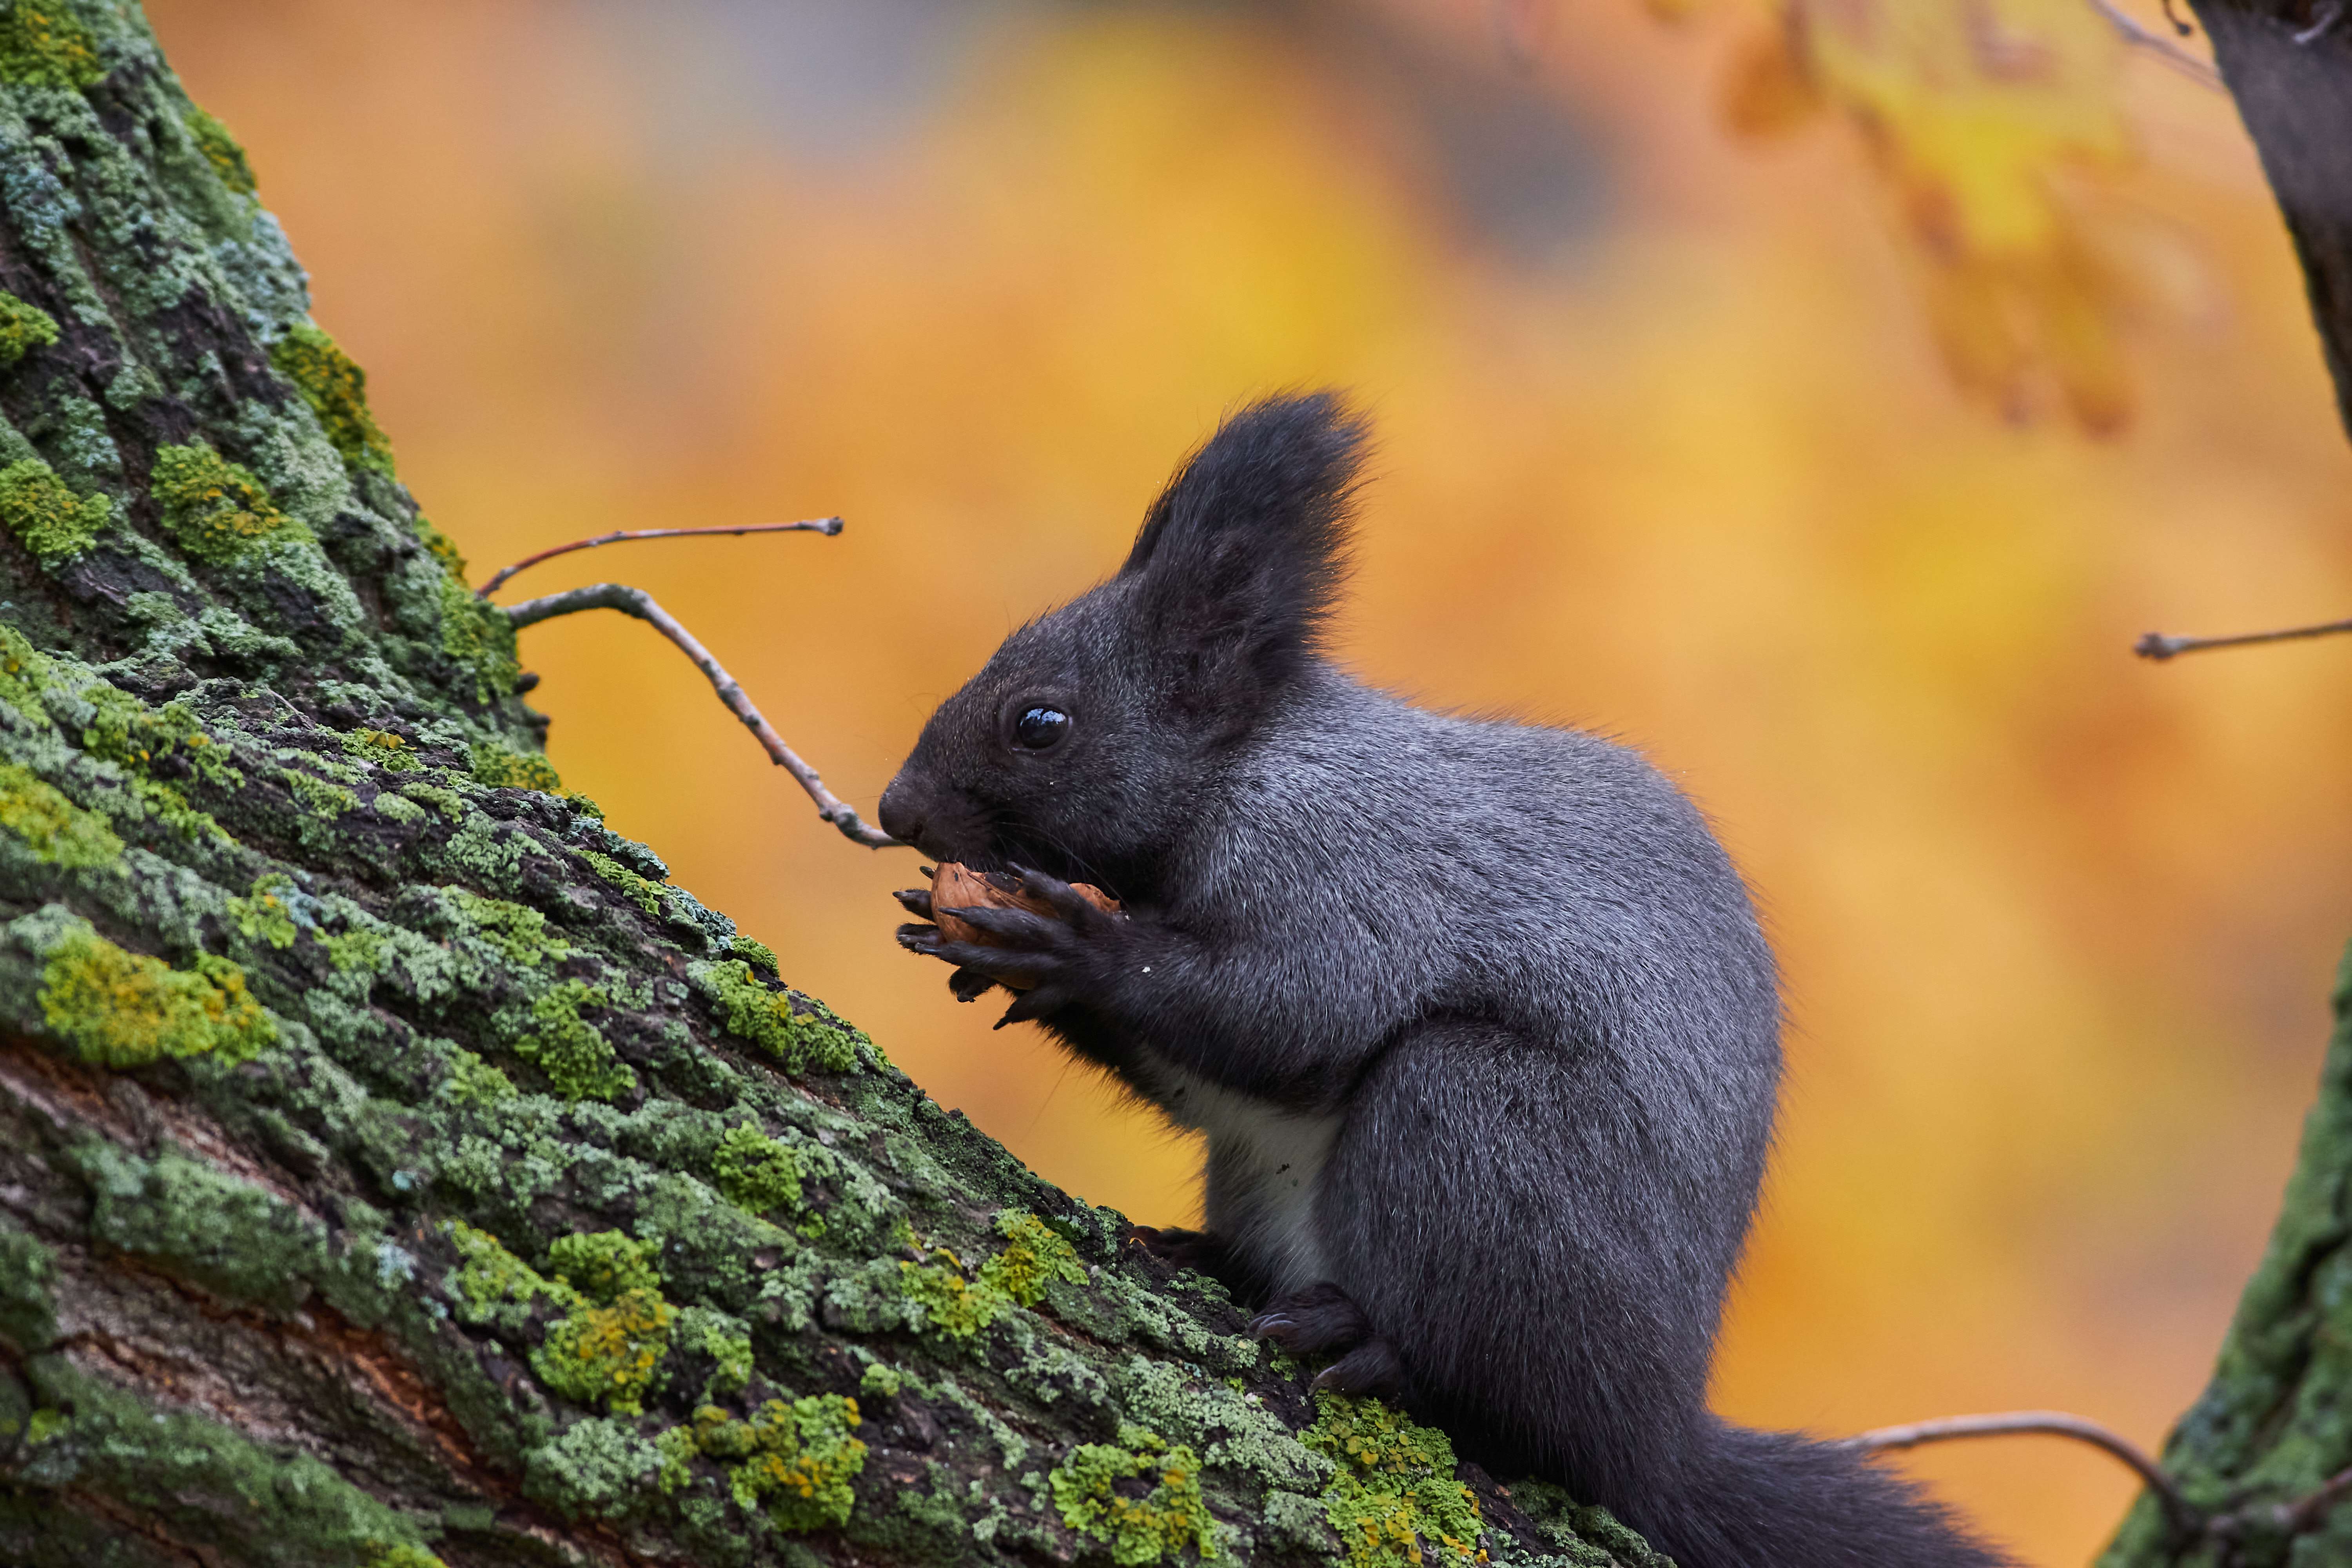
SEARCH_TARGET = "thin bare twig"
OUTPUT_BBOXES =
[2276,1464,2352,1534]
[476,518,844,599]
[505,582,902,849]
[1849,1411,2200,1536]
[2085,0,2225,83]
[2294,0,2345,45]
[2134,615,2352,660]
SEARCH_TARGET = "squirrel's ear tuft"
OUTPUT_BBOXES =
[1119,390,1368,710]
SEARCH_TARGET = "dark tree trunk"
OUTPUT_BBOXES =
[2100,6,2352,1565]
[0,4,1650,1565]
[2190,0,2352,428]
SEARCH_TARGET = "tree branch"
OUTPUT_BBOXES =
[2085,0,2228,81]
[505,582,904,848]
[2133,614,2352,659]
[1851,1411,2201,1537]
[475,517,844,600]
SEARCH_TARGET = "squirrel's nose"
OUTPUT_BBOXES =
[877,776,926,850]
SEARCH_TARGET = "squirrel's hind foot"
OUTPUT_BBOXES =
[1250,1281,1368,1353]
[1251,1282,1407,1398]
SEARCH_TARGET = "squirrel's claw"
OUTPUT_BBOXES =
[893,887,935,918]
[938,903,1062,944]
[1009,865,1114,929]
[948,966,998,1002]
[995,983,1069,1029]
[1310,1338,1406,1400]
[1250,1282,1372,1355]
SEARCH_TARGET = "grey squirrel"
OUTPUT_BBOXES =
[880,393,2007,1568]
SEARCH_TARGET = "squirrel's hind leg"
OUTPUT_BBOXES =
[1317,1018,1721,1508]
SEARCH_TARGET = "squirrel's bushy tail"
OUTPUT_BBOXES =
[1629,1419,2011,1568]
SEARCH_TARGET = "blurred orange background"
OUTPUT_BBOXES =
[141,1,2352,1561]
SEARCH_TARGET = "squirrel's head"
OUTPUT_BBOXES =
[879,390,1368,892]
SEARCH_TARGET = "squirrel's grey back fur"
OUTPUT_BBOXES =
[880,392,2009,1568]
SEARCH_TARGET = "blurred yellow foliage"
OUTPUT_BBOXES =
[1725,0,2138,430]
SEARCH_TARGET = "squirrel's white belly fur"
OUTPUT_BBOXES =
[1142,1054,1339,1297]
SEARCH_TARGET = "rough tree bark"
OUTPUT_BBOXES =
[2099,4,2352,1566]
[0,6,1659,1566]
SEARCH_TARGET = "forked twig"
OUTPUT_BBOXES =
[2135,615,2352,660]
[505,583,902,848]
[1850,1411,2198,1535]
[477,518,844,599]
[2084,0,2224,83]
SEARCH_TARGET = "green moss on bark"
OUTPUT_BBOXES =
[982,1208,1089,1308]
[2101,941,2352,1567]
[691,956,860,1074]
[711,1122,804,1215]
[512,979,633,1102]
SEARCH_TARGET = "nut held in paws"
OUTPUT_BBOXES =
[931,863,1121,990]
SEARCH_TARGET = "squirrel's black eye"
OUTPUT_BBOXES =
[1014,706,1069,751]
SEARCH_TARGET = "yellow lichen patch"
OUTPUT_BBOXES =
[0,763,120,868]
[1303,1395,1485,1568]
[0,291,59,366]
[36,922,275,1069]
[149,444,295,563]
[0,6,103,91]
[413,516,468,582]
[363,1548,446,1568]
[0,458,109,564]
[271,323,393,472]
[691,1396,867,1531]
[342,727,418,772]
[225,875,299,949]
[898,1251,1014,1339]
[183,105,256,195]
[1051,1426,1217,1564]
[534,1286,675,1416]
[979,1208,1088,1308]
[546,1230,661,1304]
[468,739,560,793]
[0,623,49,720]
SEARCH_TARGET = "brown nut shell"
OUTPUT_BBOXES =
[929,862,1121,990]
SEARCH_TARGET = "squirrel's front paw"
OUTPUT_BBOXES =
[899,866,1132,1027]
